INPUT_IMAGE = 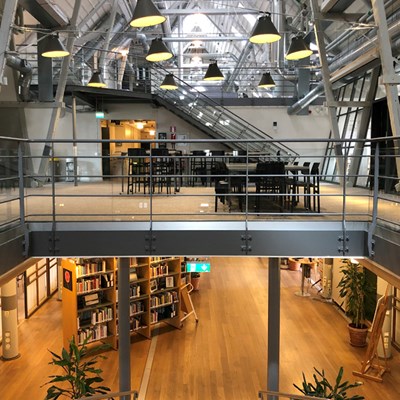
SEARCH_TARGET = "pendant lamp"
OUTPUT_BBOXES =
[41,35,69,58]
[258,72,275,88]
[87,70,106,88]
[285,36,313,60]
[130,0,166,28]
[249,13,281,44]
[160,74,178,90]
[203,61,224,81]
[146,38,173,62]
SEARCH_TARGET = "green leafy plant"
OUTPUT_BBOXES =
[337,259,373,328]
[294,367,364,399]
[43,336,111,399]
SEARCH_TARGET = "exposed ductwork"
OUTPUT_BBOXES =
[6,55,32,101]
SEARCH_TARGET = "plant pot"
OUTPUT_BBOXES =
[348,323,368,347]
[288,258,301,271]
[191,277,200,291]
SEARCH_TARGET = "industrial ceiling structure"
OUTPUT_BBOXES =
[7,0,391,105]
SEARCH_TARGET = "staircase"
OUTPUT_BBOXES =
[150,66,298,160]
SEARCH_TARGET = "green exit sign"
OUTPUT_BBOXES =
[95,111,105,118]
[186,262,211,273]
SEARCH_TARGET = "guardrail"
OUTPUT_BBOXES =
[0,137,399,234]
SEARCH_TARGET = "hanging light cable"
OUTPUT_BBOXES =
[249,13,281,44]
[130,0,166,28]
[285,36,313,60]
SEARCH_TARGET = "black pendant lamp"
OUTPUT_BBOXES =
[285,36,313,60]
[87,70,106,88]
[130,0,166,28]
[146,38,173,62]
[258,72,275,88]
[160,74,178,90]
[249,13,281,44]
[41,35,69,58]
[203,61,224,81]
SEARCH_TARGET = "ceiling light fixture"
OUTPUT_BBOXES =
[249,13,281,44]
[130,0,166,28]
[203,61,224,81]
[160,74,178,90]
[146,38,173,62]
[41,35,69,58]
[285,36,313,60]
[258,72,275,88]
[136,121,144,129]
[87,70,106,88]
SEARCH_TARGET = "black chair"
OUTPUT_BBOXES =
[190,150,207,186]
[127,148,148,193]
[290,162,320,211]
[149,148,172,194]
[210,151,226,184]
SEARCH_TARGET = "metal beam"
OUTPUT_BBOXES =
[161,8,259,15]
[37,0,83,180]
[0,0,18,85]
[371,0,400,180]
[320,12,368,22]
[310,0,345,184]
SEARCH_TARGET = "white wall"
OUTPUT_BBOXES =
[24,108,102,180]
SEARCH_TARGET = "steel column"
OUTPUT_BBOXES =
[37,34,54,102]
[267,257,280,400]
[310,0,344,184]
[72,96,78,186]
[0,0,18,85]
[371,0,400,180]
[37,0,82,180]
[118,257,131,400]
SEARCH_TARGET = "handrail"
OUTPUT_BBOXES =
[258,389,328,400]
[78,389,138,399]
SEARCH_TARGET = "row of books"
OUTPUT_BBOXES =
[77,324,108,345]
[76,260,107,277]
[77,306,113,328]
[130,284,141,298]
[150,304,177,323]
[76,273,114,294]
[130,301,145,315]
[130,316,146,332]
[150,263,169,277]
[150,291,178,308]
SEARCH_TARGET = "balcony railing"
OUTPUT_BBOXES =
[0,137,399,236]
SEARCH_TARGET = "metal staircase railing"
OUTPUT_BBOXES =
[150,65,299,161]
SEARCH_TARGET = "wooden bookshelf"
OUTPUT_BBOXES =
[62,258,117,350]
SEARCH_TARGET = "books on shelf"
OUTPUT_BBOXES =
[83,293,99,307]
[150,262,168,277]
[150,279,158,293]
[78,323,108,345]
[129,284,141,298]
[166,276,174,288]
[130,267,138,281]
[76,259,106,278]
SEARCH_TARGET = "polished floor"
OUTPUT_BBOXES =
[0,257,399,399]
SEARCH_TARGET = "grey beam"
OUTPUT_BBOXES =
[0,0,18,85]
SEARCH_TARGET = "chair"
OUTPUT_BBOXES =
[254,161,286,212]
[210,150,226,185]
[127,148,148,193]
[190,150,207,186]
[149,148,172,194]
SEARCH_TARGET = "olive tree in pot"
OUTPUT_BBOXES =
[42,336,111,399]
[294,366,364,399]
[337,259,373,347]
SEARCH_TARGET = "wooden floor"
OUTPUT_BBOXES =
[0,257,399,399]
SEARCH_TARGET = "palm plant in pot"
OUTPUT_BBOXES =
[337,259,373,347]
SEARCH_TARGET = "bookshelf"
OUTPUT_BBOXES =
[62,258,117,350]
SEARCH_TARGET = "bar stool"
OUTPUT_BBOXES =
[190,150,207,186]
[150,148,172,194]
[127,148,148,193]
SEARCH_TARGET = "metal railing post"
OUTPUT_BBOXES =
[17,141,28,256]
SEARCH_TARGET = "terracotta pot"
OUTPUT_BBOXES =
[348,323,368,347]
[191,277,200,291]
[288,258,301,271]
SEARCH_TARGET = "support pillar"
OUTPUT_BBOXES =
[1,278,19,360]
[267,257,280,400]
[37,34,54,102]
[118,258,131,400]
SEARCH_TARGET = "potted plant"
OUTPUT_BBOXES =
[42,336,111,399]
[191,272,201,291]
[294,366,364,399]
[337,259,373,347]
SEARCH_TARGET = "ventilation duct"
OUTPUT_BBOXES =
[6,55,32,101]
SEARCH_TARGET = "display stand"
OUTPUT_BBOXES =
[180,283,198,324]
[353,286,391,383]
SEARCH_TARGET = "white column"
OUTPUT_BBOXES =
[1,278,19,360]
